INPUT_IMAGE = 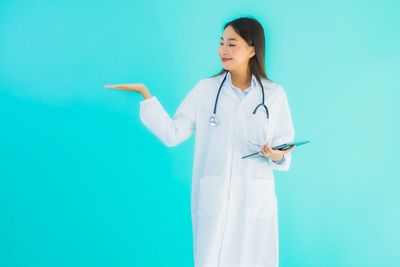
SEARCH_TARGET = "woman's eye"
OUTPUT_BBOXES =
[219,43,235,47]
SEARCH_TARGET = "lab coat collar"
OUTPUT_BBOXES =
[226,71,257,93]
[216,71,260,106]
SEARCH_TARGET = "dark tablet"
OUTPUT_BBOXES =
[241,140,311,159]
[272,140,310,150]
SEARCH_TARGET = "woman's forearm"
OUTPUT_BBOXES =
[141,88,152,99]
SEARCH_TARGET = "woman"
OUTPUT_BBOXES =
[105,16,295,267]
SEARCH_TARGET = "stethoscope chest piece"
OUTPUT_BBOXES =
[209,114,219,127]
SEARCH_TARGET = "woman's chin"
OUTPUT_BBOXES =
[221,64,233,70]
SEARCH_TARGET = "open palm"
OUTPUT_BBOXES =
[104,83,145,93]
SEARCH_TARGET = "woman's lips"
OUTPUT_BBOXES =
[221,58,232,62]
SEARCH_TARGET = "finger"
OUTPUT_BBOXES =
[260,146,265,154]
[105,86,124,90]
[104,85,127,89]
[262,145,268,154]
[104,85,132,91]
[104,84,128,88]
[265,145,273,153]
[262,146,271,156]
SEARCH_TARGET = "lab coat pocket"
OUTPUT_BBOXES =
[245,178,275,218]
[198,176,224,217]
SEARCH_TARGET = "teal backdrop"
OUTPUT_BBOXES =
[1,0,399,266]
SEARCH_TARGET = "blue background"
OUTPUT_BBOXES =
[1,0,399,266]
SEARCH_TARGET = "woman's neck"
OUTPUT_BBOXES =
[230,68,252,90]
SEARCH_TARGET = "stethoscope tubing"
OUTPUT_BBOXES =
[209,71,269,126]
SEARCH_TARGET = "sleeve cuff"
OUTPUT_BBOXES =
[139,96,157,107]
[271,154,286,165]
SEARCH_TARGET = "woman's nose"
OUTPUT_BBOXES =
[218,49,228,57]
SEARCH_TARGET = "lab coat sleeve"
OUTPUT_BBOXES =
[139,81,200,147]
[268,86,295,171]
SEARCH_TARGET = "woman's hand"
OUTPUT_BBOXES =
[259,143,295,162]
[104,83,152,99]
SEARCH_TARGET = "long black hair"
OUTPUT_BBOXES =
[210,16,273,84]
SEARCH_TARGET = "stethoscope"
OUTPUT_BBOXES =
[209,71,269,127]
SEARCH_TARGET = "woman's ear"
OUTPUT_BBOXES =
[249,47,256,58]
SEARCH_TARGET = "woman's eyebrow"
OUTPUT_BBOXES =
[220,37,238,41]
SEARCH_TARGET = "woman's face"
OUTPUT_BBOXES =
[218,25,255,72]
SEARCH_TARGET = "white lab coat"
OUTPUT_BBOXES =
[139,71,295,267]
